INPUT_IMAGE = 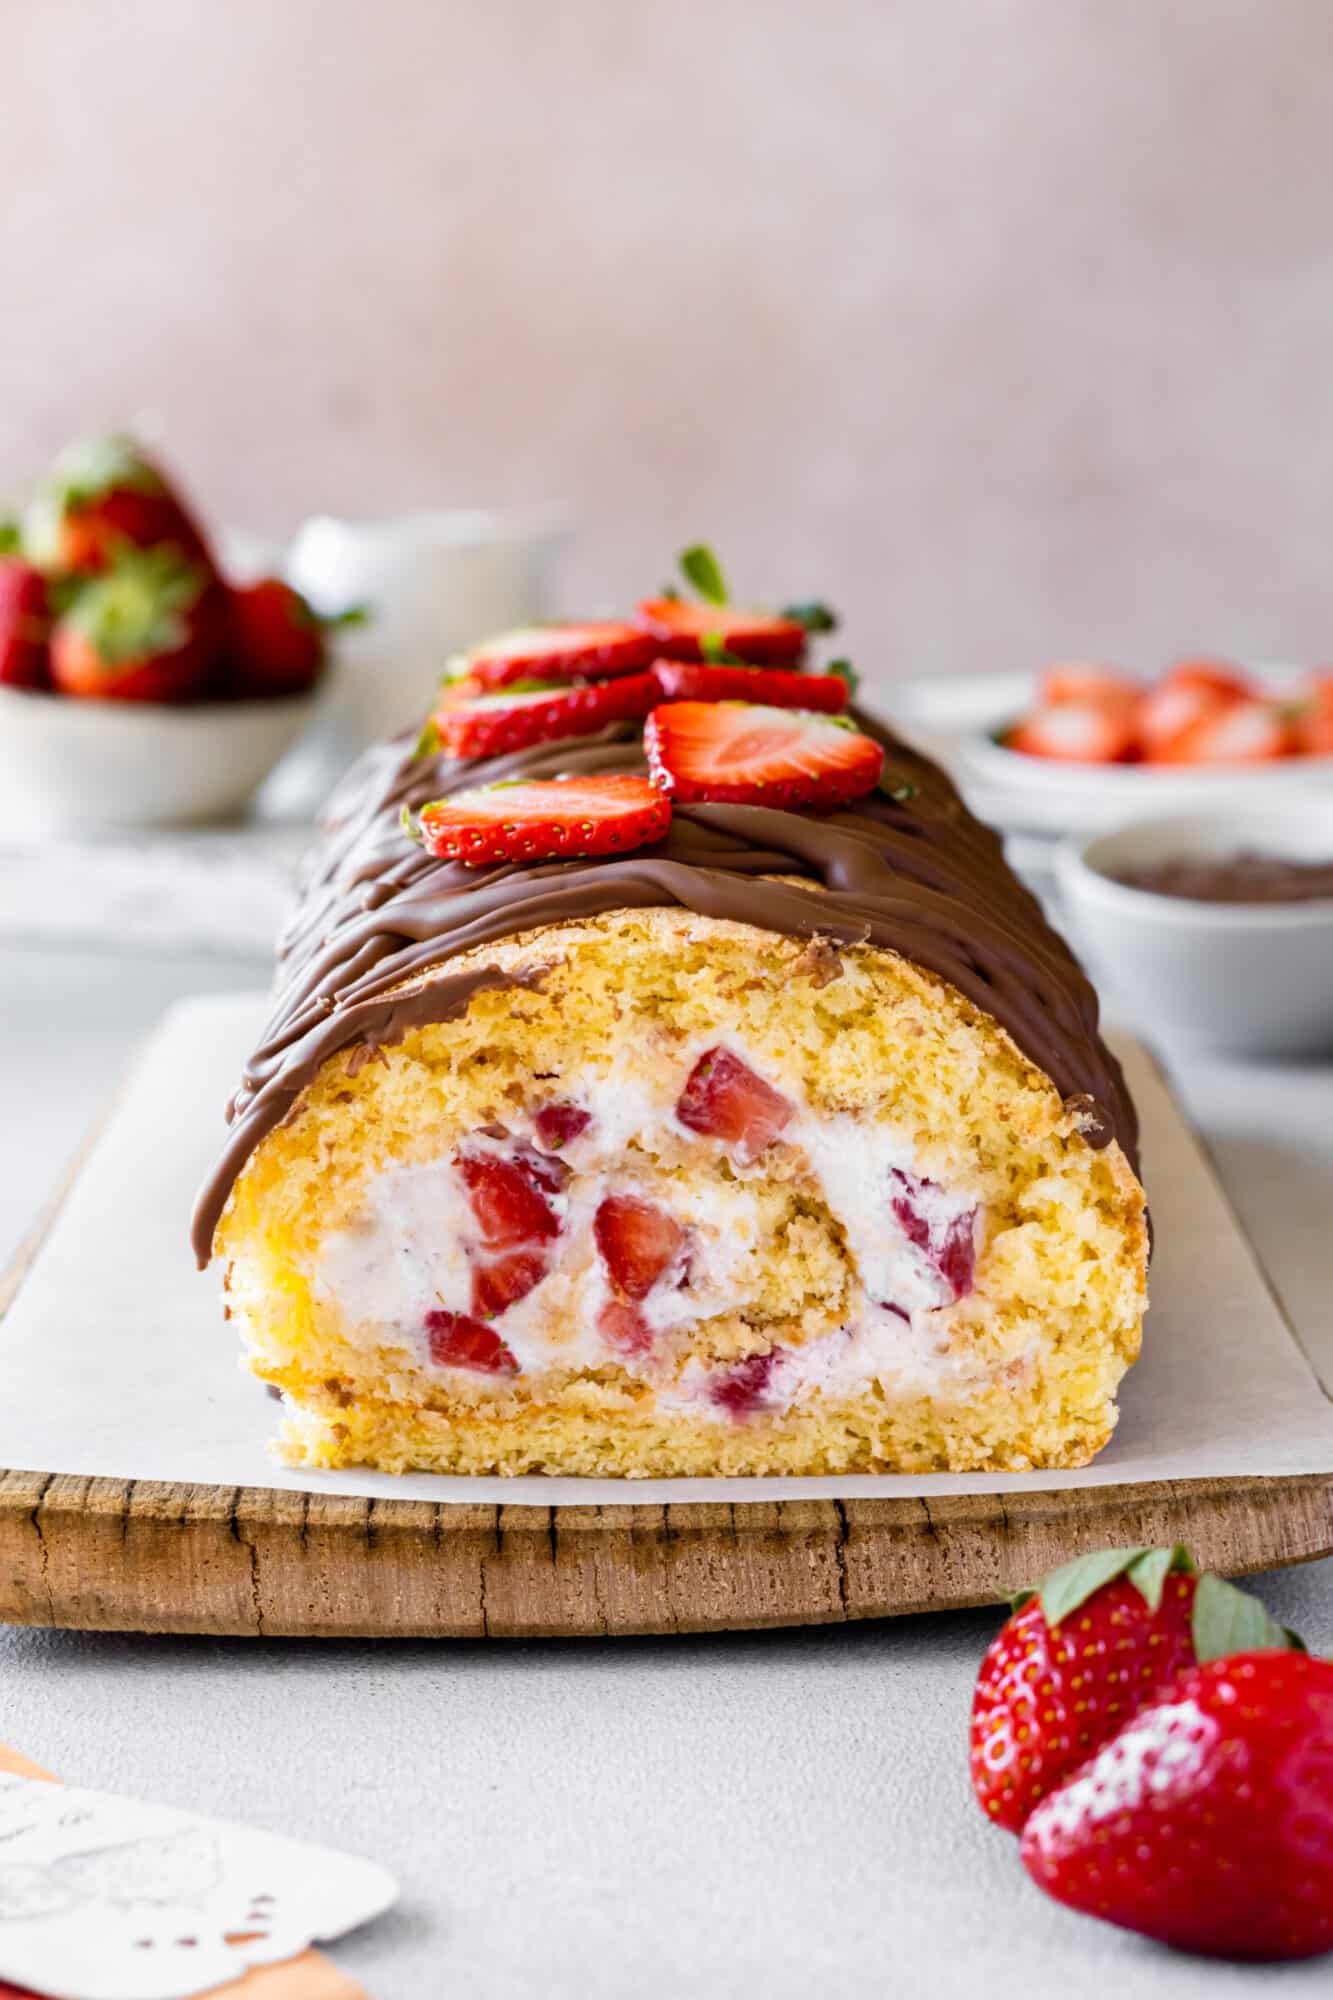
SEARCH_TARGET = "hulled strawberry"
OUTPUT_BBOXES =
[971,1543,1302,1833]
[48,546,220,703]
[428,672,658,759]
[649,660,848,712]
[0,557,51,689]
[446,622,656,691]
[411,774,670,866]
[1147,694,1292,765]
[1004,702,1138,764]
[24,432,212,576]
[223,577,347,698]
[645,701,883,809]
[1021,1650,1333,1961]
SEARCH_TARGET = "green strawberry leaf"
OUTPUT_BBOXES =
[1190,1570,1305,1662]
[700,631,747,666]
[0,518,19,554]
[781,599,839,634]
[1036,1545,1150,1627]
[413,718,441,758]
[1125,1543,1196,1613]
[399,802,423,845]
[878,771,918,802]
[827,658,860,696]
[323,601,370,631]
[679,543,729,606]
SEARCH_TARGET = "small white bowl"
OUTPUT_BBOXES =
[1056,804,1333,1057]
[0,680,325,832]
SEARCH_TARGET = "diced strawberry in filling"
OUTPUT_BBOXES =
[471,1247,548,1319]
[712,1349,781,1418]
[594,1194,686,1301]
[598,1300,655,1356]
[532,1101,592,1152]
[675,1048,793,1161]
[455,1145,564,1248]
[887,1168,977,1302]
[426,1310,519,1374]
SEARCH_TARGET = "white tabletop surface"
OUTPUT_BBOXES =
[1,939,1331,1999]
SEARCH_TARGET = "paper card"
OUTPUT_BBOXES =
[0,1772,396,2000]
[0,992,1331,1505]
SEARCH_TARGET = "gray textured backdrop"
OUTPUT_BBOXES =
[4,0,1332,671]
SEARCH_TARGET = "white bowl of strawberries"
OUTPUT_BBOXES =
[958,658,1333,834]
[0,433,354,831]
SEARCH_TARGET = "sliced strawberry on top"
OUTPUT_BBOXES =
[448,622,657,691]
[1003,701,1137,764]
[430,672,657,760]
[415,774,670,867]
[1148,695,1291,765]
[594,1195,686,1301]
[1038,662,1140,710]
[676,1047,793,1161]
[650,659,847,713]
[645,702,882,809]
[636,598,807,664]
[47,544,220,703]
[0,557,51,689]
[425,1308,519,1374]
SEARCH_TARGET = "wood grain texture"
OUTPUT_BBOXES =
[1,1115,1330,1639]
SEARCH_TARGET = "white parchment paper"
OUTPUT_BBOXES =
[1,995,1331,1504]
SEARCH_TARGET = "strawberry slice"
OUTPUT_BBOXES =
[448,622,657,691]
[645,702,882,809]
[650,659,847,713]
[415,775,670,866]
[431,672,658,759]
[1291,672,1333,756]
[888,1168,977,1301]
[1004,702,1137,764]
[455,1147,563,1249]
[471,1247,548,1319]
[594,1195,686,1300]
[676,1047,793,1161]
[425,1309,520,1374]
[1038,662,1140,710]
[598,1300,655,1356]
[532,1101,591,1151]
[636,599,807,664]
[1161,656,1255,702]
[711,1349,781,1417]
[1147,695,1291,765]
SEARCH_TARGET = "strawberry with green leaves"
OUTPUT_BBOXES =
[1022,1649,1333,1960]
[49,545,221,703]
[637,544,818,665]
[24,432,213,577]
[970,1543,1303,1834]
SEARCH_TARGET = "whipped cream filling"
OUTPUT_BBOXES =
[313,1038,988,1415]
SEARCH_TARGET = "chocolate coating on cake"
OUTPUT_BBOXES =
[192,711,1138,1263]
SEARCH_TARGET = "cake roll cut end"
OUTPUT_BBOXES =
[215,907,1147,1478]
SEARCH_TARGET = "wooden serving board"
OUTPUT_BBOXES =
[1,1019,1330,1640]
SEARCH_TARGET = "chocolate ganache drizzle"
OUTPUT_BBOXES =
[191,711,1138,1264]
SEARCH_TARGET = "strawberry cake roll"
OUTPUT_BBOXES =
[194,591,1147,1477]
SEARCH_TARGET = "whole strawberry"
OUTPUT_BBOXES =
[24,432,212,577]
[971,1544,1300,1832]
[0,556,51,689]
[1021,1650,1333,1960]
[49,545,220,703]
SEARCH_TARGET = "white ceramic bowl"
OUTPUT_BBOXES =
[0,680,324,832]
[1055,804,1333,1057]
